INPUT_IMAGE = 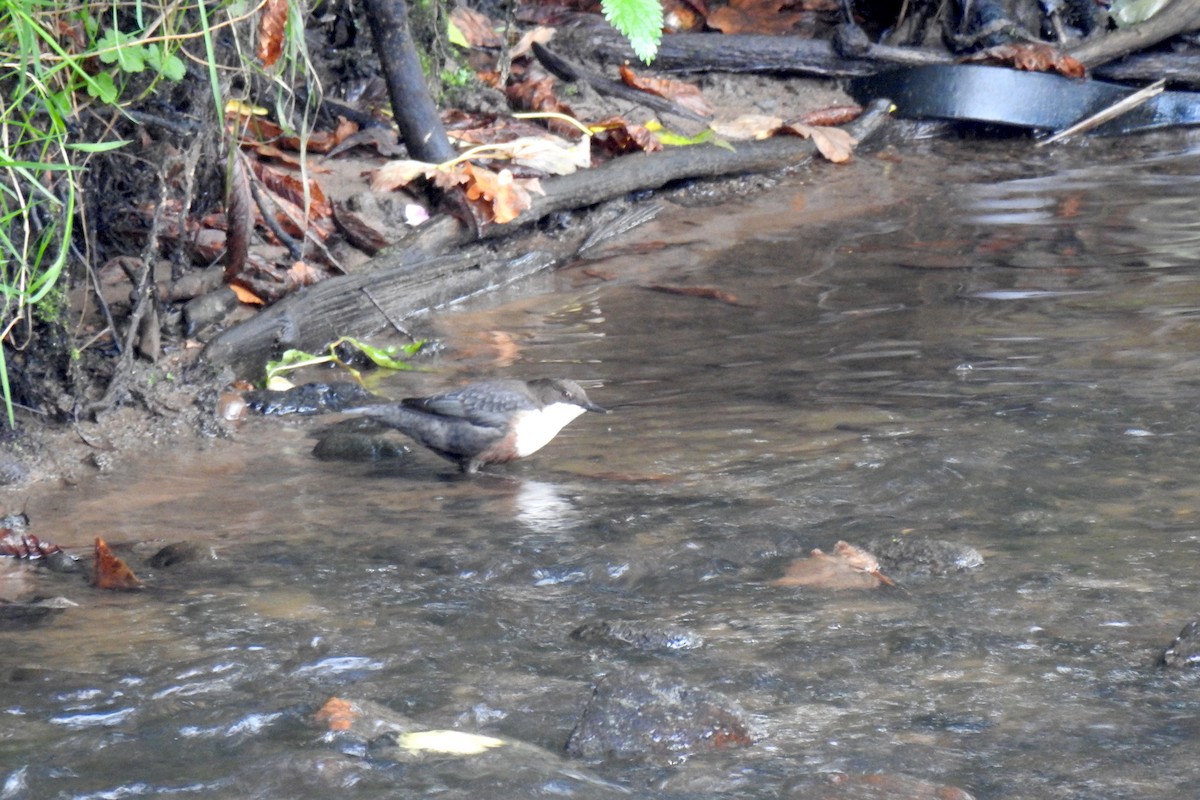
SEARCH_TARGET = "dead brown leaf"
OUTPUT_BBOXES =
[707,0,814,34]
[450,7,503,48]
[224,152,253,281]
[792,105,863,127]
[642,283,744,306]
[252,143,333,172]
[664,0,708,31]
[506,76,579,137]
[314,697,359,732]
[428,162,473,192]
[591,117,662,155]
[779,121,857,163]
[257,0,288,67]
[464,163,538,224]
[710,113,783,140]
[229,282,266,305]
[619,65,713,118]
[510,25,555,60]
[964,42,1086,79]
[327,126,405,158]
[771,541,892,590]
[0,531,63,559]
[93,537,143,590]
[249,160,332,218]
[287,261,322,287]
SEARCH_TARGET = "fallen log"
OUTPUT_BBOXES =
[554,26,951,77]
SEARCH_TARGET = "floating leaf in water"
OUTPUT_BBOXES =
[397,730,506,755]
[262,338,425,387]
[314,696,358,731]
[772,541,895,590]
[93,537,143,590]
[0,531,63,559]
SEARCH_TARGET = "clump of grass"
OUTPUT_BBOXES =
[0,0,201,427]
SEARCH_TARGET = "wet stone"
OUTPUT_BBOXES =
[0,456,30,486]
[43,550,80,573]
[1156,620,1200,669]
[90,451,115,473]
[147,541,210,569]
[566,671,752,760]
[0,512,29,533]
[787,771,976,799]
[311,426,411,462]
[569,619,704,652]
[245,381,377,416]
[865,536,984,578]
[0,597,77,630]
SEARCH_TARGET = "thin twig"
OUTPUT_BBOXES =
[1037,79,1166,146]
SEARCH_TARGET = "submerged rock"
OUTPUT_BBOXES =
[245,381,376,416]
[570,620,704,652]
[0,596,77,630]
[310,423,412,462]
[147,541,211,569]
[865,536,983,578]
[566,672,752,760]
[1156,620,1200,669]
[788,771,976,799]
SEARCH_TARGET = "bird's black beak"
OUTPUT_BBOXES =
[584,401,609,414]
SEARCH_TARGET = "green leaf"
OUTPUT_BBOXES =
[160,52,187,81]
[340,337,426,370]
[601,0,663,64]
[447,19,470,49]
[143,45,185,80]
[46,90,72,120]
[96,27,147,72]
[85,72,118,103]
[263,339,425,386]
[654,127,733,149]
[1110,0,1169,26]
[67,140,132,153]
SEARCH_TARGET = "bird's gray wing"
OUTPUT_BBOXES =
[401,380,534,429]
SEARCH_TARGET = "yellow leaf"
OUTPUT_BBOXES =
[397,731,506,755]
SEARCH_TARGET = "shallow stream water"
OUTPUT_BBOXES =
[6,132,1200,799]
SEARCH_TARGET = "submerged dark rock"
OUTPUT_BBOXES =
[245,381,376,416]
[0,597,77,630]
[310,422,412,462]
[147,541,210,569]
[566,672,752,760]
[865,536,983,578]
[1156,620,1200,669]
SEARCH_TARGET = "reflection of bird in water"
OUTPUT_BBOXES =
[345,378,607,474]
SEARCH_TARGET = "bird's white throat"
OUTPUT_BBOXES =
[512,403,588,457]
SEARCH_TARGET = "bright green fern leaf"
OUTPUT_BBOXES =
[602,0,663,64]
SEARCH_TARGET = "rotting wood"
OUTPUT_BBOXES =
[200,100,892,379]
[554,25,952,77]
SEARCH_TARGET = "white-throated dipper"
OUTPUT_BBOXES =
[346,378,607,473]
